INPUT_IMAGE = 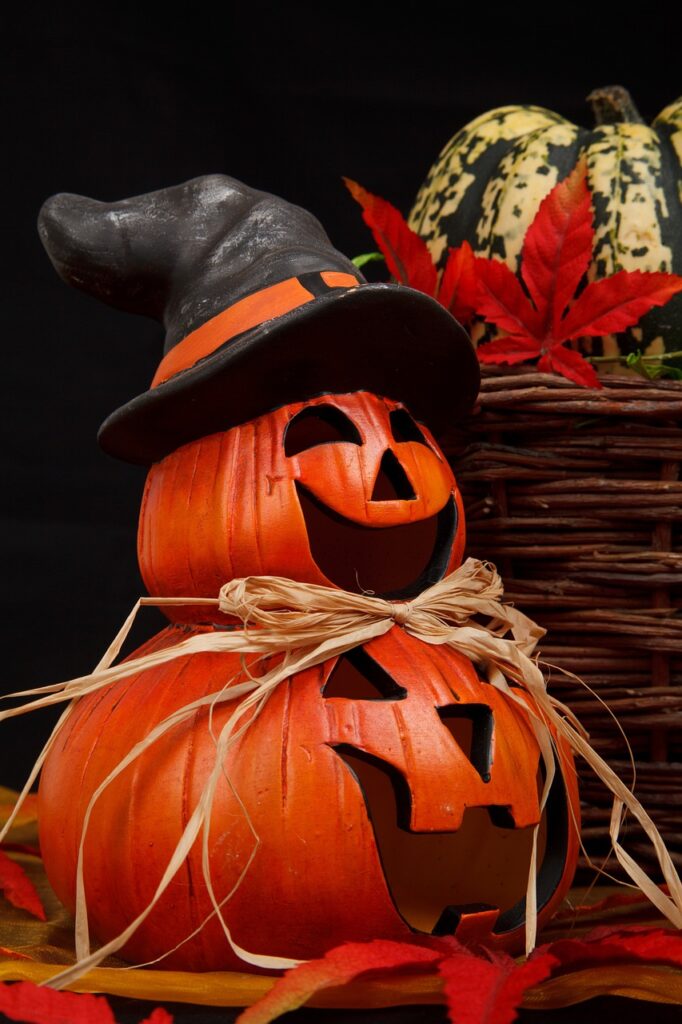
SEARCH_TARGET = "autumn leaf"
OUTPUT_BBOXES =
[235,938,444,1024]
[235,927,682,1024]
[439,948,557,1024]
[438,241,480,324]
[0,982,173,1024]
[556,269,682,341]
[343,178,437,295]
[536,926,682,973]
[345,180,483,326]
[234,936,565,1024]
[474,162,682,386]
[477,336,543,366]
[142,1011,174,1024]
[521,158,593,336]
[347,165,682,389]
[346,165,682,387]
[0,983,116,1024]
[473,259,543,340]
[0,849,45,920]
[538,345,600,388]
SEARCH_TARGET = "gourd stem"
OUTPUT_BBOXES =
[587,86,644,125]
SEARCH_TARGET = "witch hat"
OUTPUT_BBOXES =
[39,174,479,465]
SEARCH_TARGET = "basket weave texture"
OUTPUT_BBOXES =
[446,366,682,878]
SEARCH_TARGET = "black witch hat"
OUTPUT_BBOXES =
[38,174,479,465]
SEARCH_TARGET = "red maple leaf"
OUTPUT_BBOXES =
[0,848,45,921]
[344,178,478,323]
[346,164,682,388]
[234,926,682,1024]
[235,938,445,1024]
[535,925,682,973]
[236,938,547,1024]
[475,158,682,386]
[0,981,173,1023]
[438,947,557,1024]
[438,240,480,323]
[343,178,437,295]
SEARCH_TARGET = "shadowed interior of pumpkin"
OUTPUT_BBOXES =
[336,748,548,936]
[325,651,560,937]
[287,402,457,598]
[297,487,455,598]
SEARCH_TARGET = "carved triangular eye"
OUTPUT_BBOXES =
[323,647,407,700]
[437,705,494,782]
[285,405,362,455]
[390,408,428,445]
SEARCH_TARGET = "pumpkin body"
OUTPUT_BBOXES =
[409,92,682,359]
[138,391,465,622]
[38,625,580,970]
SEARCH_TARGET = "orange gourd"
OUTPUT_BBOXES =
[38,623,579,970]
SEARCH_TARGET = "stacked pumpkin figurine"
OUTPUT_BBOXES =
[21,175,584,972]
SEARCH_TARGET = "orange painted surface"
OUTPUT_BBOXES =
[151,274,359,387]
[38,626,580,972]
[320,271,359,289]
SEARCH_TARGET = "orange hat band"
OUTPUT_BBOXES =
[151,272,360,388]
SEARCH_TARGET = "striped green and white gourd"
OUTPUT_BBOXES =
[409,87,682,361]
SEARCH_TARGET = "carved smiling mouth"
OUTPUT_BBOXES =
[295,486,457,599]
[336,747,568,939]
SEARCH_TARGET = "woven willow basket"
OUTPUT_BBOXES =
[446,366,682,879]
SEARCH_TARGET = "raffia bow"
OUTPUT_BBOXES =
[1,558,681,988]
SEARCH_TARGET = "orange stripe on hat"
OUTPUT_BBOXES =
[152,272,359,388]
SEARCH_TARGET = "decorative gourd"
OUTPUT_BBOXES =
[138,392,465,621]
[38,622,580,970]
[409,87,682,359]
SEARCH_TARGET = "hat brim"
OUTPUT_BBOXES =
[98,283,480,464]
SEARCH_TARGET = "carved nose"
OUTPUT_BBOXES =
[371,449,416,502]
[437,704,494,783]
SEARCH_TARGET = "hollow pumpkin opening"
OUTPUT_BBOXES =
[296,487,456,598]
[323,647,408,700]
[284,404,363,454]
[335,746,556,937]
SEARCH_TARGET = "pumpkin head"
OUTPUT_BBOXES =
[138,391,466,620]
[409,87,682,359]
[37,624,580,971]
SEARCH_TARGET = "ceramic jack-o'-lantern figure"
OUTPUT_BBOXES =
[36,175,580,970]
[38,617,579,971]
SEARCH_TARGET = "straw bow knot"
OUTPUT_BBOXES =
[219,576,419,632]
[388,600,411,626]
[215,559,527,650]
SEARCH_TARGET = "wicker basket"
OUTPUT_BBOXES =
[446,366,682,878]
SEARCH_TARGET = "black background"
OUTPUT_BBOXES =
[2,5,679,784]
[0,9,680,1023]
